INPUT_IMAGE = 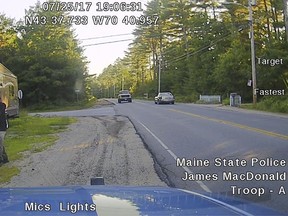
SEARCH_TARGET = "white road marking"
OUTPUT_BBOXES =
[136,120,212,193]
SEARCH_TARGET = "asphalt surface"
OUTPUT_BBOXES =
[110,99,288,214]
[28,99,287,214]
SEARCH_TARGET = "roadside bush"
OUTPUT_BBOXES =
[222,98,230,106]
[175,94,198,103]
[256,96,288,113]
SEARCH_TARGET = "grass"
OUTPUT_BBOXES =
[28,98,97,112]
[0,98,105,184]
[0,111,76,184]
[240,97,288,114]
[0,166,19,183]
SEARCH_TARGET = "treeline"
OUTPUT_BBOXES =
[94,0,288,104]
[0,0,90,107]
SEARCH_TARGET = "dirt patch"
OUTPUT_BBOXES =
[91,99,115,108]
[2,116,166,187]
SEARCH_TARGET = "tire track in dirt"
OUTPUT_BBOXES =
[3,116,166,187]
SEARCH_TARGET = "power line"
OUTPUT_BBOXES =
[82,38,133,47]
[166,32,231,64]
[80,33,132,41]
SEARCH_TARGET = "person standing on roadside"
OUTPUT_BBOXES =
[0,97,8,164]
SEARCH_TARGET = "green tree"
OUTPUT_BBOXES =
[95,0,287,106]
[0,14,18,64]
[8,0,88,106]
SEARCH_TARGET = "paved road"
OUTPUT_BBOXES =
[110,99,288,213]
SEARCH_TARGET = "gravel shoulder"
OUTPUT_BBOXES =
[2,114,166,187]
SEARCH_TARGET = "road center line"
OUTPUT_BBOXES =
[169,109,288,141]
[136,120,212,193]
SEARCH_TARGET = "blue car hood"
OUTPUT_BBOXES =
[0,186,284,215]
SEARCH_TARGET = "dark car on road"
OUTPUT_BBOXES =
[155,92,175,104]
[118,90,132,103]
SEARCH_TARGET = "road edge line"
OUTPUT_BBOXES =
[136,120,212,193]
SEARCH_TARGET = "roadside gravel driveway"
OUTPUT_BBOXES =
[3,101,166,187]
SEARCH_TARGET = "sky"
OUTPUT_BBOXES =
[1,0,147,75]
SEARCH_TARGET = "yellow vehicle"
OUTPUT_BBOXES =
[0,63,20,117]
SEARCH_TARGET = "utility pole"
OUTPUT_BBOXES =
[223,0,257,104]
[121,77,124,91]
[248,0,257,105]
[158,55,161,94]
[284,0,288,42]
